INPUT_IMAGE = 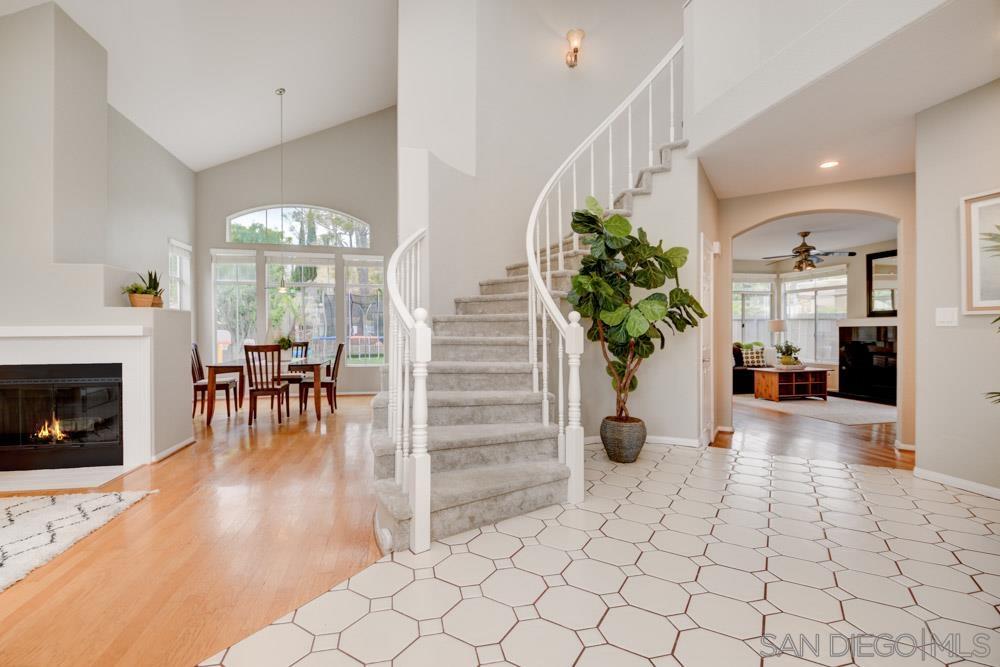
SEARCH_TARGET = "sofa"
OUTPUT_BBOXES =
[732,344,757,394]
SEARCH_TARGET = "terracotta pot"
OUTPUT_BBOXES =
[600,416,647,463]
[151,295,163,308]
[128,293,156,308]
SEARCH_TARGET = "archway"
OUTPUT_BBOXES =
[709,174,917,465]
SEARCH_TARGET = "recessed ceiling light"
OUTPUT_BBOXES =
[819,160,840,169]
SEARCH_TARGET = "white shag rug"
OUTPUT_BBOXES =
[0,491,150,592]
[734,394,897,425]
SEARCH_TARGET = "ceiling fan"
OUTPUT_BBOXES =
[762,231,857,271]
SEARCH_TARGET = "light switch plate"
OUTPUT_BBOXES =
[935,307,958,327]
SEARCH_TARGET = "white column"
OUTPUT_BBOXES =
[565,311,585,504]
[408,308,432,553]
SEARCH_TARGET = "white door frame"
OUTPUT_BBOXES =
[699,233,716,446]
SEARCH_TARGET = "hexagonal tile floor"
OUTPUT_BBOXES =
[200,443,1000,666]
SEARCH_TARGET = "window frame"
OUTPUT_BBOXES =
[264,252,339,356]
[167,238,192,311]
[225,204,371,249]
[343,255,385,367]
[732,273,774,346]
[780,267,848,364]
[210,249,258,362]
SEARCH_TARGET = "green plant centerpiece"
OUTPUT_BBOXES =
[275,335,294,351]
[567,197,707,463]
[774,340,801,366]
[121,271,164,308]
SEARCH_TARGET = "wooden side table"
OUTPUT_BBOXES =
[753,367,828,402]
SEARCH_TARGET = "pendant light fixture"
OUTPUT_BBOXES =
[276,87,289,294]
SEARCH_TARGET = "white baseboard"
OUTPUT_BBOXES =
[893,440,915,451]
[0,465,133,493]
[913,467,1000,500]
[584,435,702,449]
[153,436,196,463]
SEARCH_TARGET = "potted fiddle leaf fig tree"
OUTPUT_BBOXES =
[567,197,707,463]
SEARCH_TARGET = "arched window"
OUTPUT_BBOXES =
[227,205,371,248]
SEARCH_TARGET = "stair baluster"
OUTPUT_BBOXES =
[386,227,431,551]
[524,38,684,504]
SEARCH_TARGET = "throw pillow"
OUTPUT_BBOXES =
[742,347,767,368]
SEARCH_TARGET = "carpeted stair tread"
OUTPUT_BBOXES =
[372,389,550,408]
[375,460,570,521]
[371,423,559,456]
[429,361,534,373]
[505,251,589,273]
[479,271,575,287]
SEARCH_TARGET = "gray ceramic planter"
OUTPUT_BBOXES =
[600,417,647,463]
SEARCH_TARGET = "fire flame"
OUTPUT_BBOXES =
[36,415,67,442]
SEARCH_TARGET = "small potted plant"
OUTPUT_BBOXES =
[774,341,801,366]
[122,271,164,308]
[568,197,707,463]
[276,335,294,351]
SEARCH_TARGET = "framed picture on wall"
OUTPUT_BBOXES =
[961,188,1000,315]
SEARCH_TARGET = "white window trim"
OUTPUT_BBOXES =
[344,255,385,368]
[167,238,193,311]
[225,204,372,249]
[780,267,848,364]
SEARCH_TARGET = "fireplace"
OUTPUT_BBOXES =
[0,364,123,471]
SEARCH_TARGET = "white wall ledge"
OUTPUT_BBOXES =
[0,325,152,338]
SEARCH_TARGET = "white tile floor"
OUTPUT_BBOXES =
[201,443,1000,667]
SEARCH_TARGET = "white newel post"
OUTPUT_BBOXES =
[565,311,585,504]
[409,308,432,553]
[391,311,403,486]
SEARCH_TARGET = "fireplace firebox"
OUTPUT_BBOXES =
[0,364,123,471]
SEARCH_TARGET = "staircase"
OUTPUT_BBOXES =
[370,266,572,553]
[375,38,686,553]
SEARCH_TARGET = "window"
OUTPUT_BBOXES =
[781,269,847,363]
[345,256,385,366]
[212,251,257,362]
[732,275,773,345]
[167,239,192,311]
[266,254,338,357]
[227,206,370,248]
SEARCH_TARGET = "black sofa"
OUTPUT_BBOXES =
[732,344,756,394]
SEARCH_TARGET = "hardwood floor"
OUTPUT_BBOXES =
[713,398,914,470]
[0,396,381,667]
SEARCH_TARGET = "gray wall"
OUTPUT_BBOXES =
[914,79,1000,491]
[399,0,684,313]
[107,106,196,295]
[195,107,397,393]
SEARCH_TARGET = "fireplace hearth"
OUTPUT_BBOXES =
[0,364,123,471]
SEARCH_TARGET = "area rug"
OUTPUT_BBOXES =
[733,394,897,425]
[0,491,150,592]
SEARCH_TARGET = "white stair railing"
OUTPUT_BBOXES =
[525,39,685,503]
[386,227,431,553]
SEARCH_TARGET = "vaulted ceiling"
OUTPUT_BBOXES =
[0,0,398,171]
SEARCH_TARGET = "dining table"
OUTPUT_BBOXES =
[287,354,334,421]
[204,361,246,426]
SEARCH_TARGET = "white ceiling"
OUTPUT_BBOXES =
[0,0,397,171]
[698,0,1000,198]
[732,211,897,261]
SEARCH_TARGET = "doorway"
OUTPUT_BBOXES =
[718,211,911,466]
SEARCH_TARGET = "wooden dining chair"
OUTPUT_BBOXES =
[191,343,236,418]
[278,341,310,413]
[301,343,345,413]
[244,344,291,426]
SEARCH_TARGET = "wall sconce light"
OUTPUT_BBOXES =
[565,29,585,68]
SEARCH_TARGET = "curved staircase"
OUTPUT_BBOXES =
[375,38,687,553]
